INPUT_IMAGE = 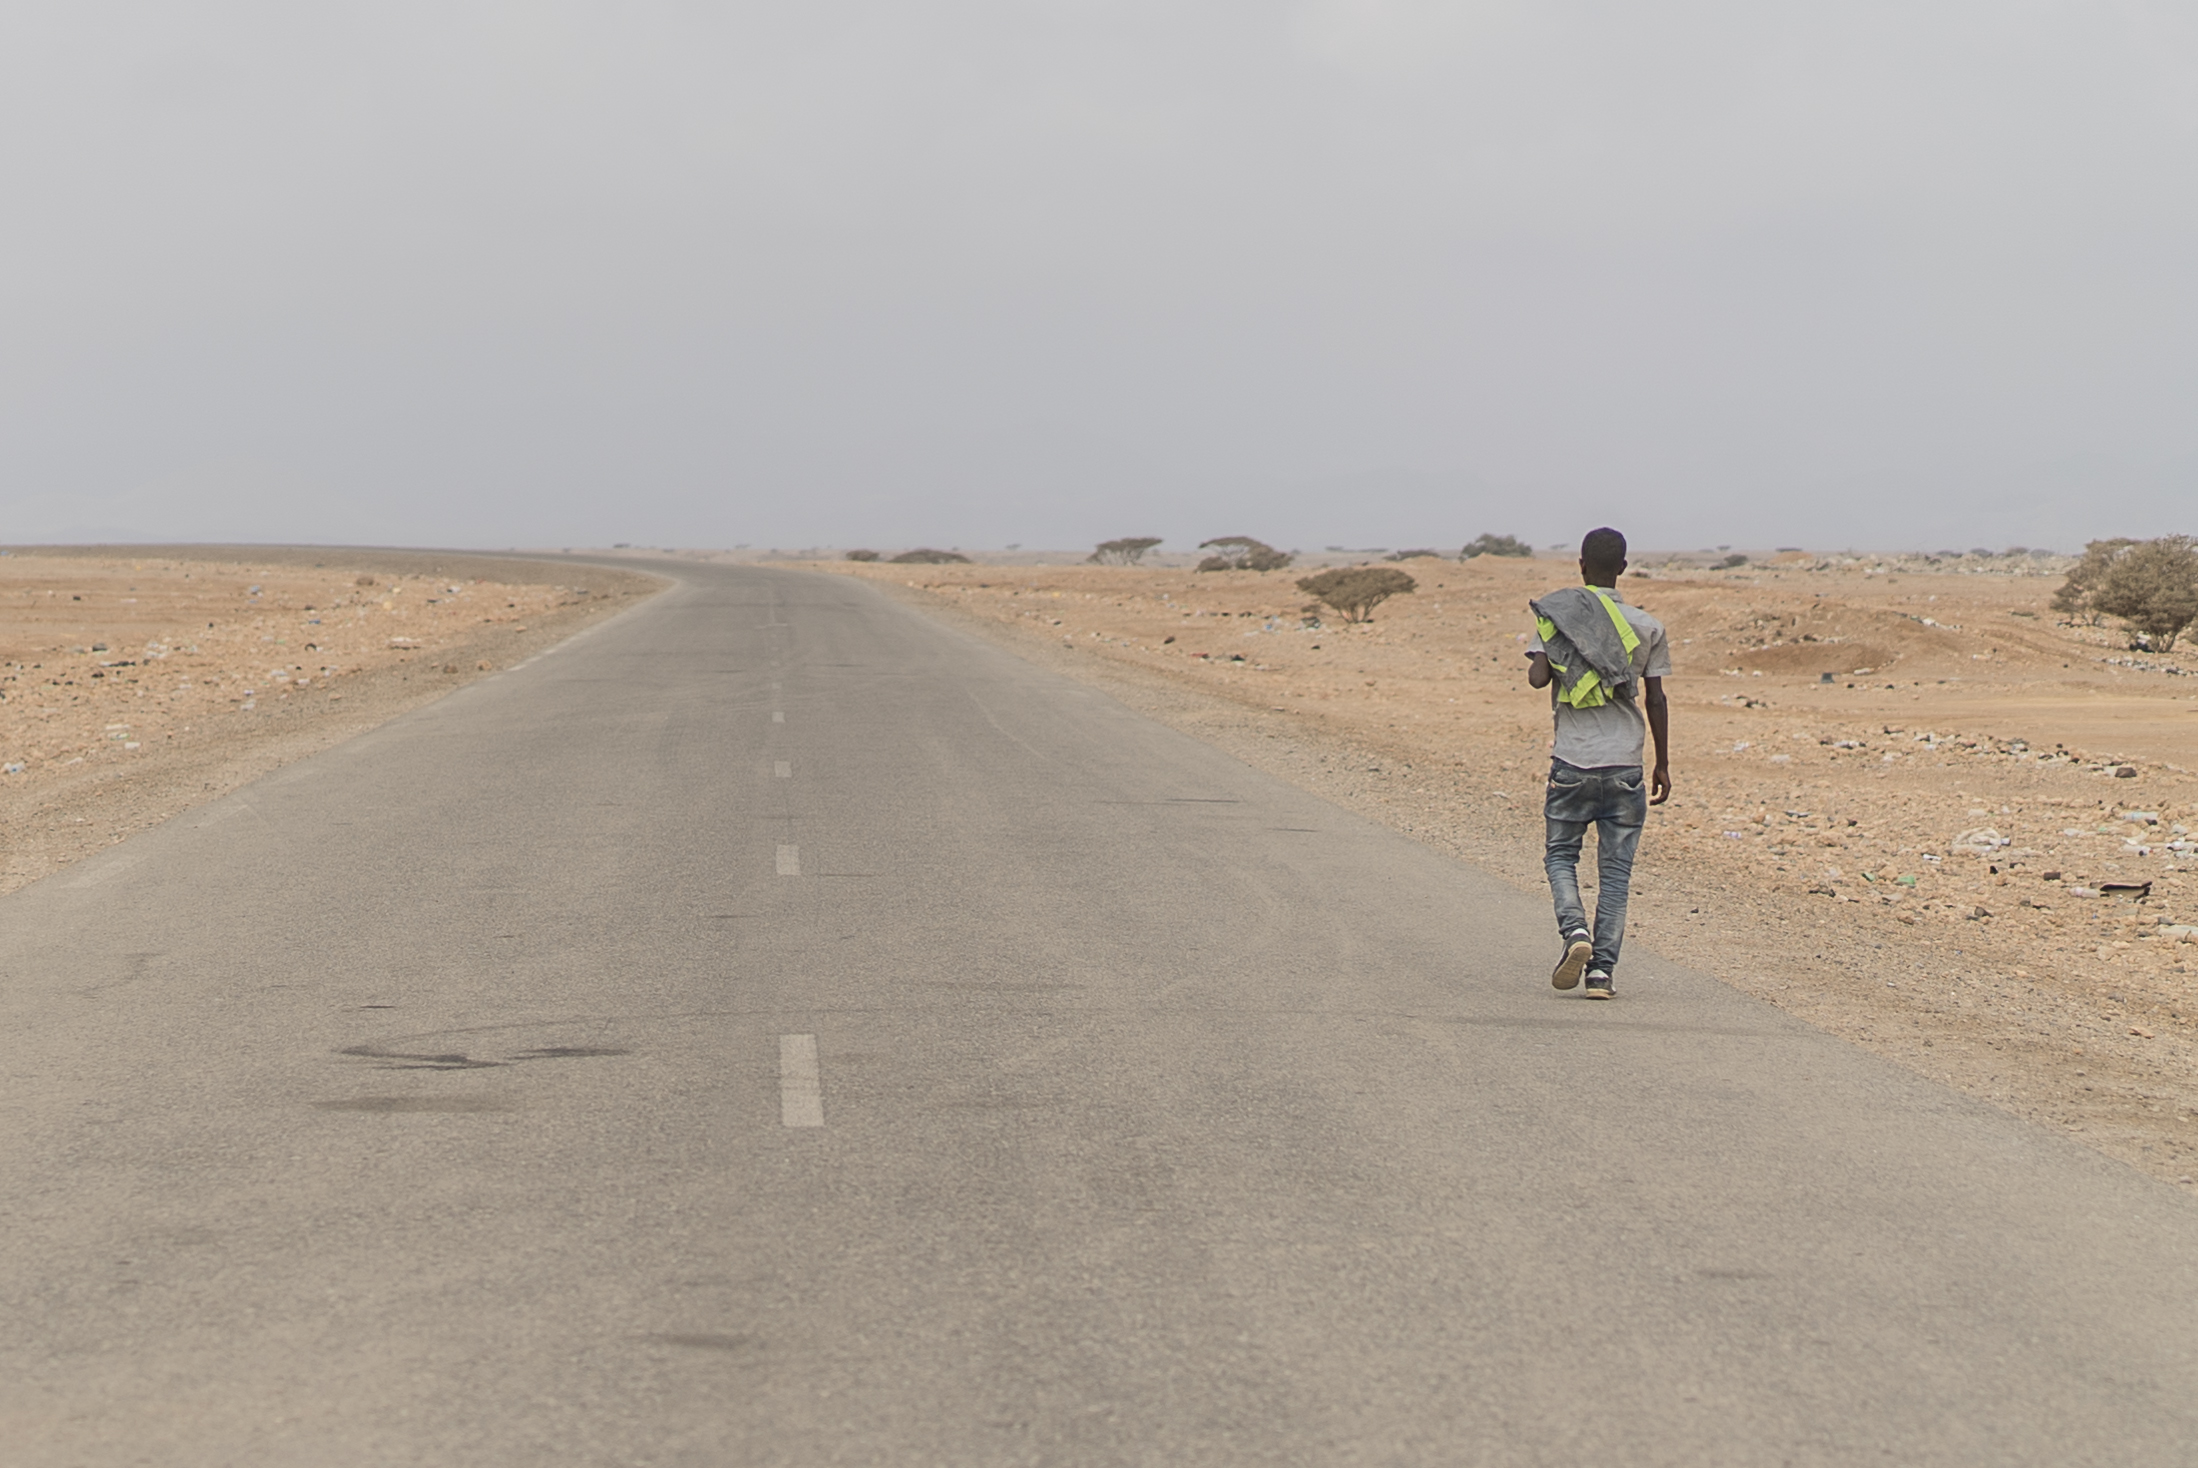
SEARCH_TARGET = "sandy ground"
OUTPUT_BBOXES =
[0,548,662,894]
[827,552,2198,1192]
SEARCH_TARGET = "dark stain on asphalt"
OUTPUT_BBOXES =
[511,1046,631,1060]
[644,1332,762,1353]
[340,1045,506,1070]
[313,1096,514,1113]
[80,951,165,997]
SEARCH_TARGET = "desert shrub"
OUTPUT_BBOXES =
[1089,536,1163,566]
[1387,548,1443,561]
[844,549,880,562]
[1196,536,1293,572]
[1716,554,1749,569]
[2083,536,2198,650]
[2051,537,2137,620]
[888,548,972,564]
[1460,533,1532,559]
[1296,567,1416,622]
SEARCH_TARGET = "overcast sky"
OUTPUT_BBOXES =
[1,2,2192,554]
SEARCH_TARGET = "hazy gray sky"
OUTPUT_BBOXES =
[2,2,2193,553]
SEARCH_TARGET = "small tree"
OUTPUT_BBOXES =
[2090,535,2198,650]
[1297,567,1416,622]
[1196,536,1294,572]
[2051,537,2137,621]
[888,548,973,564]
[1460,533,1532,559]
[1387,548,1443,561]
[844,549,880,562]
[1089,536,1163,566]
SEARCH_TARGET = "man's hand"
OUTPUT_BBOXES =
[1526,650,1552,689]
[1650,762,1672,805]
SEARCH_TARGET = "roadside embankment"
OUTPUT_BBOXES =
[0,547,663,895]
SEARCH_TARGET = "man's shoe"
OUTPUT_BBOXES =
[1584,972,1614,1000]
[1552,935,1593,990]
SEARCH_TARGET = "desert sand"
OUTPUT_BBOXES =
[831,551,2198,1189]
[0,548,662,894]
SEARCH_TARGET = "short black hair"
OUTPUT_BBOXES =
[1582,527,1635,571]
[1580,527,1628,572]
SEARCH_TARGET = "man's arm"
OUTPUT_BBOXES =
[1644,675,1670,804]
[1527,650,1552,688]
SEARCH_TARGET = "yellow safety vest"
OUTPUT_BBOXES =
[1535,589,1641,710]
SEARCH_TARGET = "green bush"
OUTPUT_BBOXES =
[1089,537,1163,566]
[2050,537,2137,620]
[1196,536,1293,572]
[844,549,880,562]
[888,548,972,564]
[1460,533,1533,559]
[2072,536,2198,650]
[1716,553,1749,569]
[1296,567,1417,622]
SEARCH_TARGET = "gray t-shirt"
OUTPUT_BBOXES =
[1528,592,1671,769]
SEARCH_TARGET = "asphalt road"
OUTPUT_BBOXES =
[5,563,2196,1466]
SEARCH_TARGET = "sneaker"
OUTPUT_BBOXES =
[1552,934,1593,990]
[1584,972,1614,1000]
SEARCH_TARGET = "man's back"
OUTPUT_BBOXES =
[1530,591,1670,770]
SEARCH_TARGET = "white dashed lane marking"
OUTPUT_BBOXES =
[780,1034,824,1127]
[774,761,791,778]
[776,844,800,876]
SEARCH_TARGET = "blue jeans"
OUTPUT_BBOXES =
[1543,759,1647,977]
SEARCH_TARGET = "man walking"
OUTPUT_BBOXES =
[1526,528,1671,998]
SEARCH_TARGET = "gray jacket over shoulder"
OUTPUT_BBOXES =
[1529,586,1637,704]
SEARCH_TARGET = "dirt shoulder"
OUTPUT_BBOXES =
[824,554,2198,1194]
[0,546,664,894]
